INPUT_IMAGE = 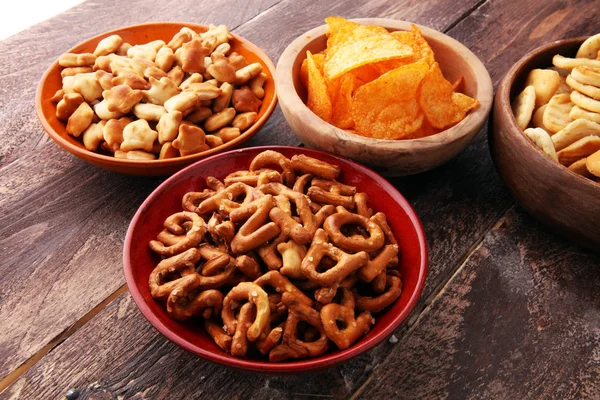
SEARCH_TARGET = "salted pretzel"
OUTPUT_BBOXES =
[269,292,329,362]
[323,206,385,253]
[301,229,369,286]
[147,150,406,361]
[249,150,295,186]
[222,282,271,341]
[320,289,375,349]
[354,275,402,313]
[230,195,280,254]
[149,211,206,256]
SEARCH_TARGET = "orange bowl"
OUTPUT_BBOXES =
[35,22,278,176]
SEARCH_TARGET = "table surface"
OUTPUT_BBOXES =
[1,0,599,399]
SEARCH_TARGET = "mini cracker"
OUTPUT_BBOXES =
[556,135,600,166]
[576,33,600,59]
[523,128,558,162]
[511,85,536,130]
[571,90,600,113]
[553,54,600,70]
[551,118,600,151]
[543,93,574,134]
[524,69,561,108]
[570,105,600,123]
[571,66,600,87]
[585,149,600,177]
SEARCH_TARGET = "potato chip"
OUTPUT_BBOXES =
[391,24,435,67]
[330,73,363,129]
[523,127,558,161]
[543,93,574,133]
[418,63,476,129]
[452,76,464,92]
[300,52,325,88]
[525,69,560,108]
[324,19,413,80]
[348,64,380,84]
[306,51,332,122]
[551,118,600,151]
[557,135,600,166]
[404,119,440,139]
[352,62,428,139]
[576,33,600,59]
[452,92,479,114]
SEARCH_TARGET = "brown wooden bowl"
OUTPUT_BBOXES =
[35,22,277,176]
[490,37,600,251]
[276,18,493,176]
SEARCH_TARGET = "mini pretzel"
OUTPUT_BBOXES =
[222,282,270,341]
[254,271,314,307]
[290,154,341,180]
[181,190,214,213]
[167,289,223,321]
[371,212,397,245]
[205,320,232,351]
[269,292,329,362]
[308,186,354,209]
[156,220,192,246]
[224,169,282,187]
[301,229,369,286]
[148,248,201,300]
[277,240,307,280]
[311,178,356,196]
[358,244,399,282]
[255,326,284,355]
[249,150,296,186]
[149,211,206,256]
[235,254,261,280]
[372,270,387,294]
[320,289,375,350]
[292,173,313,194]
[323,206,385,253]
[207,213,235,248]
[314,273,358,305]
[354,192,373,218]
[196,182,257,216]
[354,276,402,313]
[200,253,232,276]
[230,195,281,254]
[231,303,254,357]
[256,231,288,270]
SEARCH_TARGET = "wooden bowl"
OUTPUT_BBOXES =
[490,37,600,251]
[123,146,428,373]
[35,22,277,176]
[276,18,493,176]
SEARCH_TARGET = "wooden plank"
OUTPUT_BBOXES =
[0,0,281,381]
[0,0,280,169]
[0,0,491,396]
[355,207,600,399]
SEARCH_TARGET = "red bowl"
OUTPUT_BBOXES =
[123,146,428,373]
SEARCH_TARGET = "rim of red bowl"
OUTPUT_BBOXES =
[123,146,428,372]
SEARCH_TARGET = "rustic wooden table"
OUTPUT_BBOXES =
[1,0,599,399]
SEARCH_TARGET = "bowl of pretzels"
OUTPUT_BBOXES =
[35,22,277,176]
[123,146,428,372]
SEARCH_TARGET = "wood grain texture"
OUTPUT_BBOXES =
[0,0,281,381]
[355,207,600,399]
[0,0,280,169]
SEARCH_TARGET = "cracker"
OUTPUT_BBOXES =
[571,66,600,87]
[576,33,600,59]
[551,118,600,151]
[511,85,536,129]
[553,54,600,70]
[556,135,600,166]
[570,105,600,123]
[585,149,600,177]
[566,74,600,100]
[571,90,600,113]
[543,93,574,133]
[568,157,594,178]
[524,69,560,107]
[523,127,558,161]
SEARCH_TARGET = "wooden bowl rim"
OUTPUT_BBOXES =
[496,36,600,192]
[275,18,493,149]
[34,21,278,169]
[123,145,429,373]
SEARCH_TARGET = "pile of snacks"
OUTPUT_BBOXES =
[51,25,267,160]
[148,150,402,361]
[511,33,600,182]
[300,17,479,140]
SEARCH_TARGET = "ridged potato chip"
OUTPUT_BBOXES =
[352,62,428,139]
[557,135,600,166]
[306,51,332,122]
[523,127,558,161]
[511,85,536,130]
[418,63,477,129]
[551,118,600,151]
[570,105,600,123]
[571,90,600,113]
[525,69,560,108]
[576,33,600,59]
[324,20,413,80]
[543,93,574,133]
